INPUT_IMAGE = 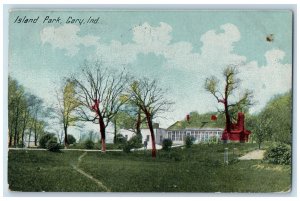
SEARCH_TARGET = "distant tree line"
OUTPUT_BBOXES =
[8,76,48,147]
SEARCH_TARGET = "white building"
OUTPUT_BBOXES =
[119,128,166,147]
[120,126,223,146]
[167,128,223,144]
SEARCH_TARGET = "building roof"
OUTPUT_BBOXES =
[167,120,223,130]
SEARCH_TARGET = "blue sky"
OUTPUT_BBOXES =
[9,10,292,139]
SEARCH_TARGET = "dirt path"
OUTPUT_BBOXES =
[239,149,266,160]
[71,152,111,192]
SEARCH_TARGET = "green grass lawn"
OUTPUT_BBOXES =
[8,143,291,192]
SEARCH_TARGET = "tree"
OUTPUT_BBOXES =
[30,96,44,146]
[8,76,25,147]
[247,114,272,149]
[8,76,49,147]
[128,78,173,158]
[54,79,80,147]
[204,66,253,137]
[260,91,292,144]
[72,61,130,152]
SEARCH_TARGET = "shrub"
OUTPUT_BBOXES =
[185,136,194,148]
[84,140,95,149]
[115,134,127,144]
[39,133,55,148]
[162,139,173,151]
[264,143,291,165]
[67,134,76,144]
[122,135,142,153]
[128,135,143,149]
[46,138,61,152]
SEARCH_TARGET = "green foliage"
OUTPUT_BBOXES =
[185,136,194,148]
[8,76,46,147]
[39,133,55,148]
[208,136,219,144]
[264,143,291,165]
[84,140,95,149]
[46,138,61,152]
[115,134,127,144]
[122,135,143,153]
[67,134,76,144]
[261,91,292,144]
[128,135,143,149]
[247,114,272,149]
[162,139,173,151]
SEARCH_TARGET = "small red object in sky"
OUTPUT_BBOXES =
[186,114,190,123]
[211,115,217,121]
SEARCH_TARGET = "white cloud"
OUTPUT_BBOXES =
[40,22,292,117]
[199,23,246,68]
[239,49,292,112]
[40,24,99,56]
[132,22,172,54]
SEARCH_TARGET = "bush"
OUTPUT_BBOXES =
[46,138,61,152]
[115,134,127,144]
[84,140,95,149]
[128,135,143,149]
[162,139,173,151]
[122,135,143,153]
[39,133,55,148]
[67,134,76,144]
[264,143,291,165]
[185,136,194,148]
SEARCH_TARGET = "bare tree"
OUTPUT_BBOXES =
[72,61,130,152]
[54,79,80,147]
[205,66,253,135]
[128,78,173,158]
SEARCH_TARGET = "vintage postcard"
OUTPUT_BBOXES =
[7,9,293,193]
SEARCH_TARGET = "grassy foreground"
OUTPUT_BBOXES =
[8,143,291,192]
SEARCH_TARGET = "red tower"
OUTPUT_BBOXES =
[221,112,251,142]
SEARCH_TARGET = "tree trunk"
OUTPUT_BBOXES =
[99,117,106,152]
[34,120,37,146]
[146,114,156,158]
[64,125,69,148]
[136,110,142,143]
[21,111,28,148]
[224,101,231,133]
[113,118,117,144]
[9,120,14,147]
[13,106,20,147]
[28,127,32,148]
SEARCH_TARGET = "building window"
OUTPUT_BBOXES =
[201,134,204,141]
[146,135,150,141]
[168,131,172,139]
[172,133,175,141]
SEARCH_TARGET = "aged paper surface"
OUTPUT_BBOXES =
[8,10,292,192]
